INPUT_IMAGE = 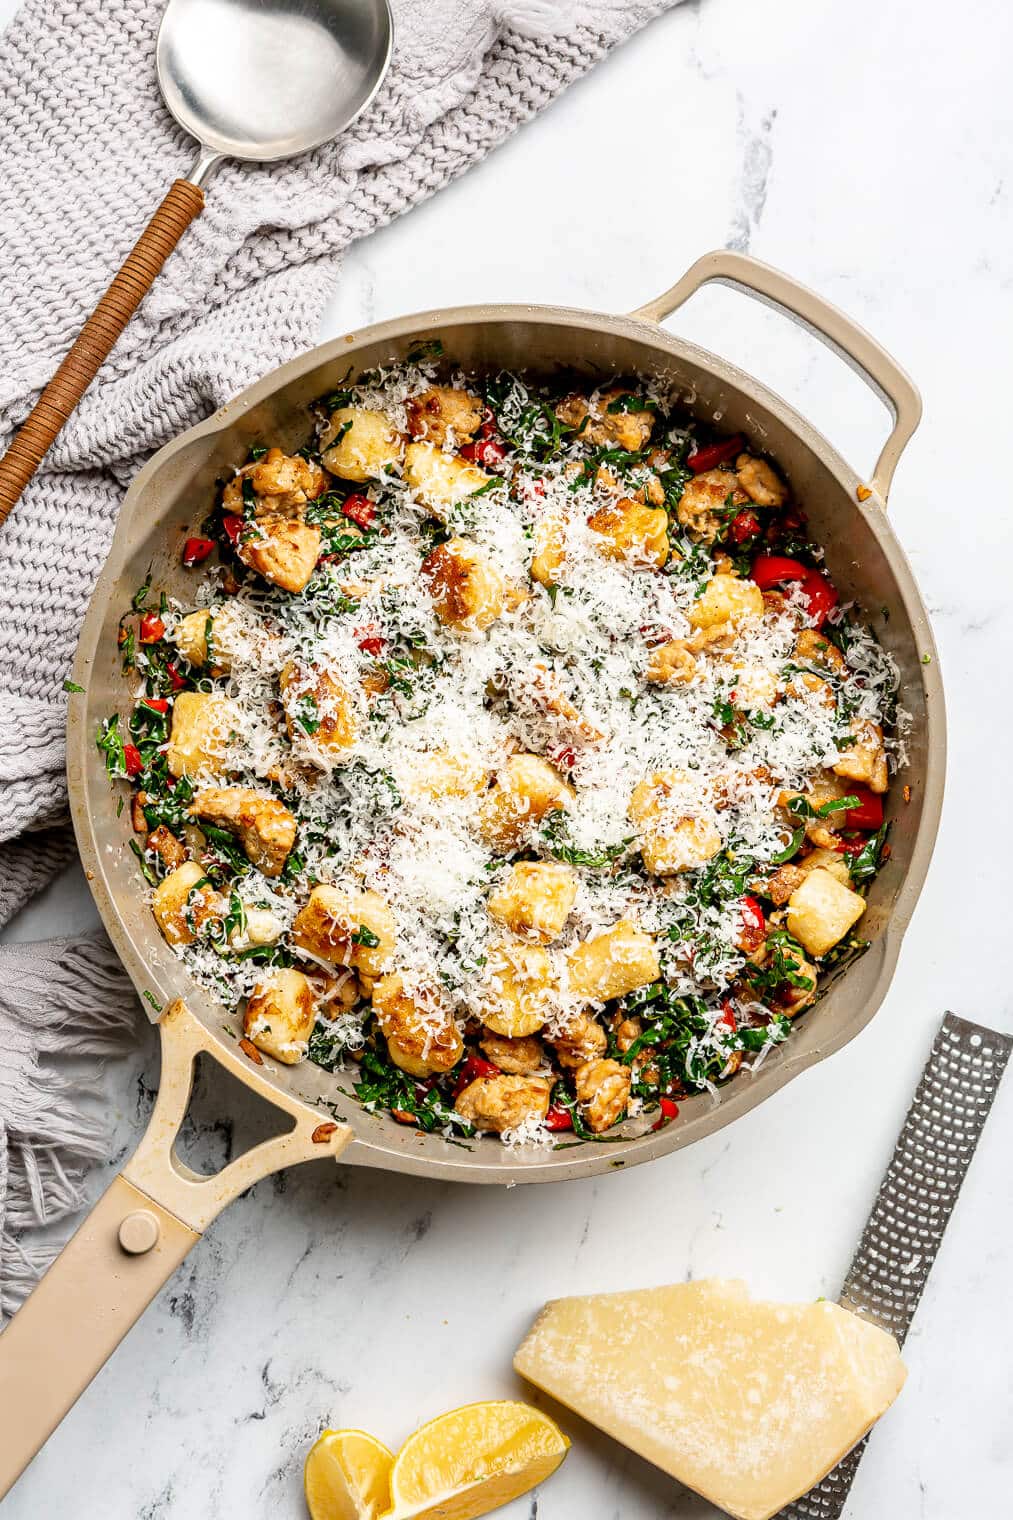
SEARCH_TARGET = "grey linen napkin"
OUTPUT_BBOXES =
[0,0,681,1314]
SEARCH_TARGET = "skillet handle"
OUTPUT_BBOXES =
[630,249,921,505]
[0,999,351,1500]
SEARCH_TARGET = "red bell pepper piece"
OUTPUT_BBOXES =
[166,662,188,691]
[739,887,760,936]
[738,895,766,953]
[551,744,576,771]
[139,697,169,714]
[798,571,838,628]
[181,536,215,567]
[843,787,883,831]
[750,553,809,590]
[460,438,507,467]
[452,1054,501,1101]
[728,509,761,544]
[123,743,143,778]
[686,433,745,474]
[652,1096,680,1130]
[222,513,245,547]
[341,494,376,531]
[833,836,867,856]
[138,613,165,644]
[718,1000,738,1032]
[478,406,500,440]
[750,554,838,628]
[355,623,386,658]
[639,622,674,648]
[544,1103,574,1132]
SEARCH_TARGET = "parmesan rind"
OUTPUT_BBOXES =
[514,1280,906,1520]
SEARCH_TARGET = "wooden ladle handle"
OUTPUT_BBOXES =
[0,178,205,526]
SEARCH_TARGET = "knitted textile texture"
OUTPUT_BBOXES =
[0,0,683,1312]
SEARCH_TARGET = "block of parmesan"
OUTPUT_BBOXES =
[513,1279,905,1520]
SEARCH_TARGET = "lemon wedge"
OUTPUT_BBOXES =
[305,1428,395,1520]
[387,1399,569,1519]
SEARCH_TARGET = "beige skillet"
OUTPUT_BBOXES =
[0,251,944,1497]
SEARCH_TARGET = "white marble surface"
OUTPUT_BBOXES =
[4,0,1013,1514]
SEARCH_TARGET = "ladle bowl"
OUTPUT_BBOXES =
[0,0,393,524]
[158,0,392,168]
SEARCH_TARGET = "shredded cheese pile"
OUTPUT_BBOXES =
[123,360,905,1145]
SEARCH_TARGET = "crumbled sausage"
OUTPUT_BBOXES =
[677,469,749,542]
[406,386,484,447]
[735,453,788,508]
[764,862,808,907]
[613,1016,642,1054]
[556,389,655,453]
[147,824,186,871]
[549,1012,607,1069]
[223,447,327,520]
[646,639,697,685]
[479,1030,545,1074]
[574,1058,632,1133]
[454,1074,553,1132]
[189,786,297,877]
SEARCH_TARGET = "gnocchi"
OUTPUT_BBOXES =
[107,367,902,1145]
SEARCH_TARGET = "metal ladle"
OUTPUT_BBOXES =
[0,0,393,525]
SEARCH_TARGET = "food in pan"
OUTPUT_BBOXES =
[514,1280,905,1520]
[99,358,905,1144]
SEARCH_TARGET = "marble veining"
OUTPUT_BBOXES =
[3,0,1012,1514]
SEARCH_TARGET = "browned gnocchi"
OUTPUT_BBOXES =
[103,364,902,1145]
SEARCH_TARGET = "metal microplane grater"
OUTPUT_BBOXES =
[781,1012,1012,1520]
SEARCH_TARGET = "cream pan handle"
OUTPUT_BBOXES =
[0,1000,351,1500]
[630,249,922,505]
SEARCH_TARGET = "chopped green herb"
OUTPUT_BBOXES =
[541,814,631,868]
[131,573,153,612]
[293,693,320,735]
[129,837,157,886]
[848,823,890,883]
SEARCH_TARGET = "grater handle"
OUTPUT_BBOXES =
[781,1012,1012,1518]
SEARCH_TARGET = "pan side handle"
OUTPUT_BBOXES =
[630,249,921,506]
[0,999,351,1500]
